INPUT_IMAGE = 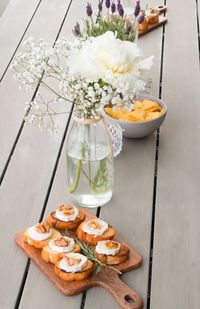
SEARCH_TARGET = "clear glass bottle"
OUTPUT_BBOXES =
[66,115,114,208]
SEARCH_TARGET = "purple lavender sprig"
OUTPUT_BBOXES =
[124,24,132,35]
[117,0,121,11]
[138,13,145,24]
[98,0,103,12]
[111,1,116,14]
[117,3,124,17]
[105,0,111,9]
[134,1,140,17]
[86,2,93,17]
[72,22,81,37]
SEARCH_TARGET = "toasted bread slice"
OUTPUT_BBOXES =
[95,244,130,265]
[41,243,81,264]
[47,209,85,231]
[54,260,93,281]
[76,222,115,246]
[24,229,60,249]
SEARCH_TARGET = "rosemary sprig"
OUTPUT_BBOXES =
[75,238,106,273]
[61,231,121,275]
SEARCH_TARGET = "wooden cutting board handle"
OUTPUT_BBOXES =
[97,270,143,309]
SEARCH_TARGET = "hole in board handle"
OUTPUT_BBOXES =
[158,5,163,8]
[124,295,135,304]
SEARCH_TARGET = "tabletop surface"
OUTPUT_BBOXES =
[0,0,200,308]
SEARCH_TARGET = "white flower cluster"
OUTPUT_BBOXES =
[11,32,153,133]
[59,74,122,119]
[24,94,60,134]
[11,37,58,91]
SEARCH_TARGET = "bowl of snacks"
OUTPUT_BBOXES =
[103,95,167,138]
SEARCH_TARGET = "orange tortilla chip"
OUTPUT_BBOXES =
[131,110,146,121]
[105,100,164,123]
[134,100,144,110]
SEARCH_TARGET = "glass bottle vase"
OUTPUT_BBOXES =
[66,115,114,208]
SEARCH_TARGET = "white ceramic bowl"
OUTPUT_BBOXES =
[104,95,167,139]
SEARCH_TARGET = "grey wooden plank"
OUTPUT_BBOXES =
[0,1,72,308]
[0,0,11,17]
[84,0,165,308]
[0,0,40,76]
[150,1,200,308]
[0,0,70,174]
[19,263,81,309]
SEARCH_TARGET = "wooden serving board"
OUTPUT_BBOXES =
[139,16,168,37]
[153,4,167,14]
[15,209,143,309]
[138,5,168,37]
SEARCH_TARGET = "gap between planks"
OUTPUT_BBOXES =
[0,0,42,83]
[146,1,167,308]
[0,0,72,186]
[196,0,200,63]
[80,201,102,308]
[0,0,43,185]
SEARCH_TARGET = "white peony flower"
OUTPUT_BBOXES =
[68,31,153,95]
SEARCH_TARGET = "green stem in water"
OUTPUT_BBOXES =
[69,124,111,195]
[69,159,82,193]
[69,138,87,193]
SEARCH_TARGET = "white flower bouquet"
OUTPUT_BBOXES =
[11,30,153,207]
[11,31,153,133]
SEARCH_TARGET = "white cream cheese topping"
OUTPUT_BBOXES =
[59,253,87,273]
[146,8,159,17]
[96,240,120,256]
[27,225,52,241]
[49,236,75,253]
[55,204,79,222]
[82,219,108,237]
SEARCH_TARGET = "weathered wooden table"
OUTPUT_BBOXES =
[0,0,200,308]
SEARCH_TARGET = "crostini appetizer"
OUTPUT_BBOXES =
[146,8,159,24]
[24,221,60,249]
[95,240,130,265]
[41,236,81,264]
[47,204,85,231]
[54,253,93,281]
[76,219,115,246]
